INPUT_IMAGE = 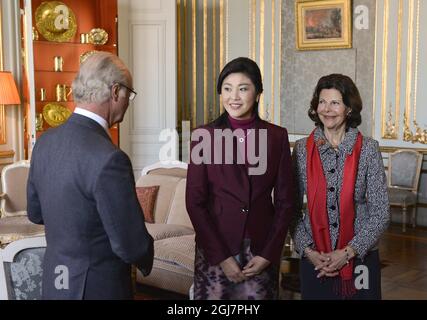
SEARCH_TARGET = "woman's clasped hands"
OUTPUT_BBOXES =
[220,256,270,283]
[304,246,355,278]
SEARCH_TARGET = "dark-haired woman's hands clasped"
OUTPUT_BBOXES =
[220,257,248,283]
[242,256,270,278]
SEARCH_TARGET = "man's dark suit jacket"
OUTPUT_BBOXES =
[27,113,154,300]
[186,117,295,267]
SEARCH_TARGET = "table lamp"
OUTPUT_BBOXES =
[0,71,21,105]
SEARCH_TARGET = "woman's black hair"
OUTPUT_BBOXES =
[212,57,263,127]
[308,73,362,129]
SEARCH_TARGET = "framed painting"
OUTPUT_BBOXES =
[295,0,352,50]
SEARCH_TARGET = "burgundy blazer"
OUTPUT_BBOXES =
[186,117,295,266]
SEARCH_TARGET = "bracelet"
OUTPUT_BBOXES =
[344,246,356,263]
[304,247,314,256]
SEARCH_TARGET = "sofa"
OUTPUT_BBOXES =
[135,162,195,296]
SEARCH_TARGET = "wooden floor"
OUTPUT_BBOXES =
[380,223,427,300]
[135,223,427,300]
[280,223,427,300]
[134,283,188,300]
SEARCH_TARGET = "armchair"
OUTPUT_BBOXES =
[0,160,30,217]
[0,236,46,300]
[387,149,423,232]
[0,160,45,246]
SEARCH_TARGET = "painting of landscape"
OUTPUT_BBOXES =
[304,8,342,39]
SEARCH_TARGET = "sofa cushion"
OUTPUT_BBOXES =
[147,167,187,178]
[136,186,159,223]
[166,179,193,229]
[153,234,195,272]
[136,174,183,223]
[136,232,195,296]
[145,223,194,241]
[136,259,193,296]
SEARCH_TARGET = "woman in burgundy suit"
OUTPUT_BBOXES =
[186,57,295,300]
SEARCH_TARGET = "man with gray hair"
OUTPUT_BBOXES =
[27,52,154,299]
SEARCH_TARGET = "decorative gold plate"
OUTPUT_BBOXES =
[79,50,99,64]
[42,103,72,127]
[35,1,77,42]
[87,28,109,45]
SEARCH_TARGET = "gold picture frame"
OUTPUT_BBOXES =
[295,0,352,51]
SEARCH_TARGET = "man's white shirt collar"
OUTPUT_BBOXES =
[74,107,110,136]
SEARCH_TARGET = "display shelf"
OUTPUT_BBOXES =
[22,0,119,156]
[33,42,117,73]
[34,70,77,73]
[33,40,117,49]
[36,101,74,106]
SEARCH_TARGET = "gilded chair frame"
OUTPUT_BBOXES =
[388,149,423,232]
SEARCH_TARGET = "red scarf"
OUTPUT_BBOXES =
[306,129,362,298]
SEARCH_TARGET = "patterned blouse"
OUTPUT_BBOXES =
[291,127,390,259]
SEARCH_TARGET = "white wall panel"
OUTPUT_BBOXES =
[119,0,176,175]
[131,0,163,12]
[130,22,165,132]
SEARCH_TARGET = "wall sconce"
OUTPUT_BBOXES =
[0,71,21,105]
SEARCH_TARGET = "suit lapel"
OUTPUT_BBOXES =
[248,119,269,200]
[215,117,269,203]
[215,117,250,202]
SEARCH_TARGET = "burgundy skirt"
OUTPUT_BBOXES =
[193,239,279,300]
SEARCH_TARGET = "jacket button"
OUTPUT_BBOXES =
[332,222,338,228]
[329,169,336,173]
[329,187,335,192]
[241,207,249,214]
[330,205,336,210]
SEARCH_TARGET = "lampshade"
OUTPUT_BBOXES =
[0,71,21,105]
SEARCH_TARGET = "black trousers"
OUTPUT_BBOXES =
[300,250,382,300]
